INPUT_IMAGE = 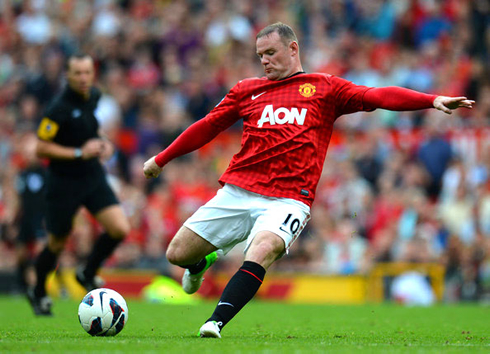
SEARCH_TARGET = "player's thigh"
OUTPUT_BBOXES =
[83,172,119,215]
[246,198,310,259]
[44,173,82,237]
[167,226,218,265]
[95,204,130,239]
[45,194,80,238]
[182,185,254,256]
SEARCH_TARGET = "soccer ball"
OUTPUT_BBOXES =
[78,288,129,336]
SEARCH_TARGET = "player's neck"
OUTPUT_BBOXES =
[280,69,305,81]
[67,85,91,101]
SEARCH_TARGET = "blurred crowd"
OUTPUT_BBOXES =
[0,0,489,302]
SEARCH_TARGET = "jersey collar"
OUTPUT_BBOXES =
[64,85,92,102]
[279,71,306,81]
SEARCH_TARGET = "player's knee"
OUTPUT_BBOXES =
[166,239,191,265]
[258,233,285,254]
[107,221,130,240]
[246,233,285,268]
[254,240,283,259]
[165,245,181,265]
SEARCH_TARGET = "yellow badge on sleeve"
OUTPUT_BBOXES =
[37,117,60,141]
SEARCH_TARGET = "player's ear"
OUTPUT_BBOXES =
[290,41,299,56]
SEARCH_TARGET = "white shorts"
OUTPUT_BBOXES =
[183,184,311,255]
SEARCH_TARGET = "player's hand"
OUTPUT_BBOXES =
[81,138,105,159]
[143,156,162,179]
[433,96,474,114]
[99,139,115,161]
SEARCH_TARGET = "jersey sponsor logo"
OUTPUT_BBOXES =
[37,117,60,141]
[299,83,316,97]
[257,104,307,128]
[251,91,267,100]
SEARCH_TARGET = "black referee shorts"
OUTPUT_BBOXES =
[45,169,119,237]
[17,213,46,244]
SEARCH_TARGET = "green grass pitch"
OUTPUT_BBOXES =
[0,296,488,353]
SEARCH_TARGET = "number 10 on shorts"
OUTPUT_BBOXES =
[281,213,301,234]
[278,211,309,249]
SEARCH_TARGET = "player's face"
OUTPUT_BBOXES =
[256,32,297,80]
[66,57,95,98]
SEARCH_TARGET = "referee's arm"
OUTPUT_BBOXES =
[96,130,115,160]
[36,139,104,161]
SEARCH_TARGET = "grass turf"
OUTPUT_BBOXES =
[0,296,488,353]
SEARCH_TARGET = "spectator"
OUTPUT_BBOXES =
[309,214,370,275]
[417,113,453,199]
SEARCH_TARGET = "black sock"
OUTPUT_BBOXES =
[182,258,207,275]
[207,261,265,329]
[83,233,122,279]
[34,246,58,297]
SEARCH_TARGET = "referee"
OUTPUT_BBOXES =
[27,53,129,316]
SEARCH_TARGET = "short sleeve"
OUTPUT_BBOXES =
[204,82,242,130]
[330,76,373,117]
[37,103,64,141]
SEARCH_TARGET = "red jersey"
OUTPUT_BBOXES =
[204,73,374,207]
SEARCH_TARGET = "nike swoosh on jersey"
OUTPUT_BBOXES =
[251,92,267,100]
[218,301,235,307]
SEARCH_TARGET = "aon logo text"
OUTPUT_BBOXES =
[257,104,307,128]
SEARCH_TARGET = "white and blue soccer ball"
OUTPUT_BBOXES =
[78,288,129,336]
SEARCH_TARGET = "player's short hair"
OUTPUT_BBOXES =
[65,53,93,71]
[256,22,298,46]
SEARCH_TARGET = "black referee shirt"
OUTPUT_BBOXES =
[37,86,104,177]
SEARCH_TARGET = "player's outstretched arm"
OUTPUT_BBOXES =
[143,118,221,179]
[433,96,474,114]
[363,87,475,113]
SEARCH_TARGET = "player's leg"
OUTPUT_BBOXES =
[167,226,218,265]
[77,204,129,290]
[169,185,253,295]
[200,196,310,338]
[28,173,82,315]
[167,226,219,294]
[29,184,76,315]
[78,174,128,290]
[28,232,69,315]
[200,231,281,338]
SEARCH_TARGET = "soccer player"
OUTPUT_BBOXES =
[27,54,130,316]
[143,23,474,338]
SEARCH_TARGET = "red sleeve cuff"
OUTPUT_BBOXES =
[154,151,168,167]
